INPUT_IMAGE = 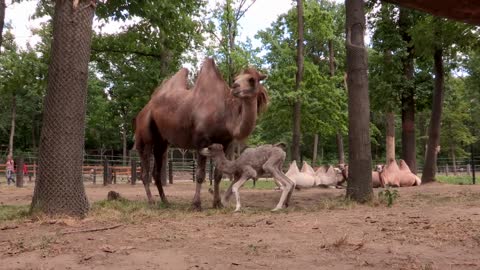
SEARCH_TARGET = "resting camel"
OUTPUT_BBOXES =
[285,161,316,188]
[200,143,295,212]
[381,159,421,187]
[315,165,342,187]
[134,58,268,209]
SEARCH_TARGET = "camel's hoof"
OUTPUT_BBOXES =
[233,208,241,213]
[213,200,224,209]
[271,208,282,212]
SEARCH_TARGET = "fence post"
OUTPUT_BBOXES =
[112,168,116,184]
[161,151,168,186]
[103,159,109,186]
[445,164,449,176]
[92,168,96,184]
[168,159,173,184]
[131,160,137,185]
[192,159,196,182]
[467,163,471,176]
[15,157,24,188]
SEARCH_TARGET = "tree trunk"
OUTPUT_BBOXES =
[312,134,318,165]
[8,94,16,157]
[399,8,417,174]
[345,0,373,203]
[451,145,457,176]
[122,125,127,166]
[31,0,96,217]
[15,157,24,188]
[336,132,345,164]
[386,112,395,163]
[422,48,444,183]
[292,0,304,162]
[0,0,5,51]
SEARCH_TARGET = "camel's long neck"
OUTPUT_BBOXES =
[231,97,258,140]
[212,153,236,175]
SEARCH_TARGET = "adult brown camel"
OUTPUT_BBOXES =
[134,58,268,209]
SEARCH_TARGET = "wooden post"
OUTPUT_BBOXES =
[103,159,109,186]
[131,160,137,185]
[471,144,476,185]
[112,167,116,184]
[15,157,24,188]
[92,168,96,184]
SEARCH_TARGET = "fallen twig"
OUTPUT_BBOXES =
[1,225,19,231]
[60,224,122,235]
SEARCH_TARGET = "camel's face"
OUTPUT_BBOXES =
[232,70,266,98]
[199,144,224,157]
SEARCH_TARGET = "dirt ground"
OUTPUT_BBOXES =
[1,180,480,270]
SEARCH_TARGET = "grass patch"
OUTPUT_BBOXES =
[220,179,277,190]
[436,175,476,185]
[0,205,30,222]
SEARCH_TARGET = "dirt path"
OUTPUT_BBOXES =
[1,182,480,270]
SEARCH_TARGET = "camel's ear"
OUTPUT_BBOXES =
[258,73,267,81]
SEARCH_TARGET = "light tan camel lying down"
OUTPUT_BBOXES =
[381,159,421,187]
[286,161,343,188]
[285,161,316,188]
[200,144,295,212]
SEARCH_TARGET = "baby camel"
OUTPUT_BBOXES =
[200,144,295,212]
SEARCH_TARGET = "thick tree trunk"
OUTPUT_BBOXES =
[399,8,417,174]
[31,0,96,217]
[292,0,304,162]
[312,134,318,165]
[0,0,5,51]
[386,112,395,163]
[8,94,16,157]
[345,0,373,202]
[422,48,444,183]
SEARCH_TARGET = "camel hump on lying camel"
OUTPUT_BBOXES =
[382,159,421,187]
[301,161,315,175]
[286,161,316,188]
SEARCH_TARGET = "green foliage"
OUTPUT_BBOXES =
[251,0,347,154]
[378,188,399,207]
[436,175,476,185]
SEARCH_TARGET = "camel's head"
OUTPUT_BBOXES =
[375,164,385,172]
[232,68,267,99]
[199,144,224,157]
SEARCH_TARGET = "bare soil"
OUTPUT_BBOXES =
[1,180,480,270]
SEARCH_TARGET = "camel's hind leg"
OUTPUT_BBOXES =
[153,142,169,204]
[263,156,295,211]
[138,143,154,204]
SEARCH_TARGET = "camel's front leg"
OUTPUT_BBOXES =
[232,175,249,212]
[212,167,224,208]
[192,155,207,211]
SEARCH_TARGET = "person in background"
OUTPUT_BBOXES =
[6,155,15,185]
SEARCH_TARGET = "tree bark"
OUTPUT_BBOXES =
[0,0,5,51]
[386,111,395,163]
[292,0,304,162]
[345,0,373,203]
[15,157,24,188]
[31,0,96,217]
[8,94,16,157]
[399,8,417,174]
[422,48,444,183]
[312,134,318,165]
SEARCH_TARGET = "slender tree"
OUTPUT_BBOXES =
[31,0,96,216]
[292,0,304,162]
[422,47,444,183]
[345,0,373,202]
[0,0,5,51]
